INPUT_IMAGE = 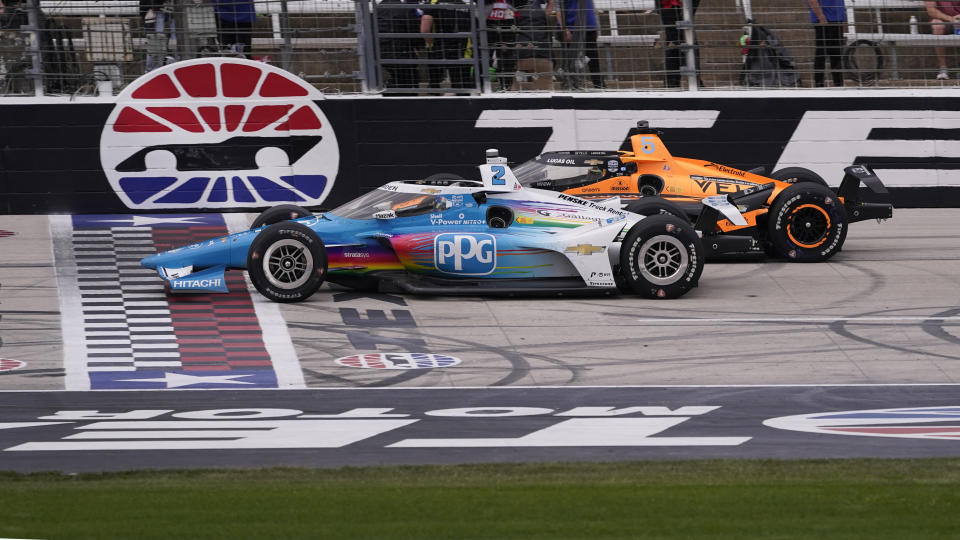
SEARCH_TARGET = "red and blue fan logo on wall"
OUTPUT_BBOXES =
[100,58,339,210]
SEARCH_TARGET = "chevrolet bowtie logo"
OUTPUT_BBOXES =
[584,159,603,166]
[565,244,605,256]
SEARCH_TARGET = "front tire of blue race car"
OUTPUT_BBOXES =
[250,204,313,230]
[619,215,704,299]
[247,222,327,303]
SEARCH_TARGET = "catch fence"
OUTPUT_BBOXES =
[0,0,956,96]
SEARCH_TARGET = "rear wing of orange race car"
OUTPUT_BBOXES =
[836,165,893,223]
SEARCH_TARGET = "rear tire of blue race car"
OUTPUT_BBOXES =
[620,215,704,299]
[247,222,327,303]
[624,197,691,223]
[250,204,313,230]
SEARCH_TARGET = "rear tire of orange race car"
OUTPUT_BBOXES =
[247,222,327,302]
[620,215,704,299]
[250,204,314,230]
[767,182,848,262]
[624,197,691,223]
[770,167,828,187]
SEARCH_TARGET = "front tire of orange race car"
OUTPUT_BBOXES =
[767,182,848,262]
[247,222,327,302]
[770,167,828,187]
[250,204,313,230]
[620,215,704,299]
[624,197,691,223]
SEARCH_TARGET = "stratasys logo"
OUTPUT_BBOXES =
[764,406,960,440]
[100,58,339,210]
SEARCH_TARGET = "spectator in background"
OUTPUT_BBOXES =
[377,0,422,94]
[141,0,175,72]
[487,0,517,91]
[512,0,554,90]
[213,0,255,58]
[807,0,845,87]
[557,0,604,89]
[0,0,28,28]
[659,0,700,88]
[927,1,960,79]
[421,0,473,90]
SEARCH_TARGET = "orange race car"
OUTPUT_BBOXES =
[514,121,893,262]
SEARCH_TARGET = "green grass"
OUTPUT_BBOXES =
[1,459,959,539]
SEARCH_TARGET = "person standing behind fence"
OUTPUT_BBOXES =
[377,0,422,94]
[213,0,255,58]
[659,0,700,88]
[141,0,175,72]
[512,0,553,90]
[926,1,960,80]
[421,0,474,90]
[487,0,517,91]
[807,0,845,87]
[557,0,603,89]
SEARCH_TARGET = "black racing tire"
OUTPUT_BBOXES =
[767,182,848,262]
[624,197,691,223]
[770,167,828,187]
[247,222,327,302]
[625,197,690,223]
[619,214,704,299]
[250,204,313,230]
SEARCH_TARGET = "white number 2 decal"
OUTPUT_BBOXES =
[491,165,506,185]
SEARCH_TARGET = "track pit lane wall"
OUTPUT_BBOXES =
[0,386,958,472]
[1,89,960,213]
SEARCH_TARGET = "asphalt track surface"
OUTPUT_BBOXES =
[0,209,958,471]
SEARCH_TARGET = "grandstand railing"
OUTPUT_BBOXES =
[0,0,957,97]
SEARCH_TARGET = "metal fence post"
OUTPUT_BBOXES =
[475,0,491,94]
[356,0,378,92]
[279,0,293,72]
[681,0,697,91]
[25,0,44,96]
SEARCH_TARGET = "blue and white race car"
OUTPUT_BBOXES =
[141,151,708,301]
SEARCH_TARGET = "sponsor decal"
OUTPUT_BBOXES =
[0,405,749,451]
[565,244,606,256]
[429,213,484,226]
[607,159,619,173]
[170,277,223,290]
[100,58,340,210]
[0,359,25,372]
[691,175,760,194]
[434,233,497,275]
[584,159,604,166]
[546,158,577,165]
[704,162,747,177]
[335,353,461,370]
[764,406,960,440]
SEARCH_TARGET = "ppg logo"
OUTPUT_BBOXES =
[434,233,496,275]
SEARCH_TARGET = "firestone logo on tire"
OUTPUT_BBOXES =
[100,58,339,210]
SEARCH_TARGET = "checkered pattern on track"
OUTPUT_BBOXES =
[54,214,291,390]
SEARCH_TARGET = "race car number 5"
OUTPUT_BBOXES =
[640,136,656,155]
[491,165,506,185]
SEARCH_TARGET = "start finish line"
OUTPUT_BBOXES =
[0,386,957,471]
